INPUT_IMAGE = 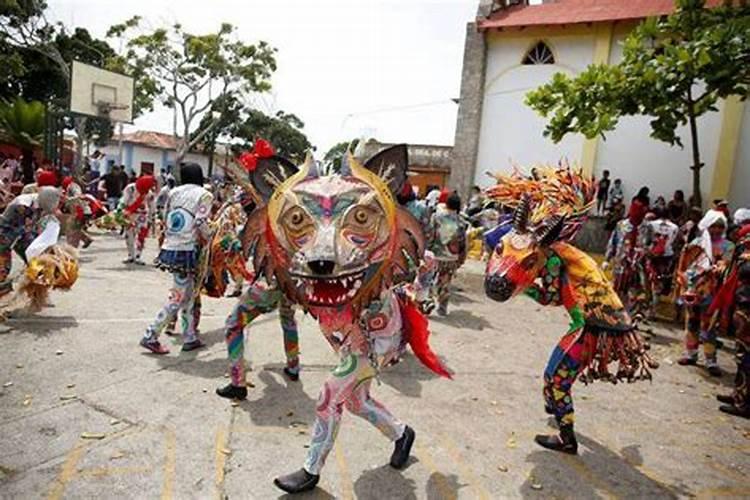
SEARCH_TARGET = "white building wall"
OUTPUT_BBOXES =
[474,33,595,188]
[594,32,723,204]
[729,103,750,210]
[132,145,163,174]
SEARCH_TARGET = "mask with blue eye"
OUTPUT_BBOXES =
[167,208,195,234]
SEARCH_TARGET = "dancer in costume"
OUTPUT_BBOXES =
[216,144,450,493]
[639,207,679,318]
[676,209,734,376]
[483,167,656,454]
[604,199,651,321]
[119,175,156,265]
[61,176,93,249]
[711,224,750,417]
[426,191,467,315]
[0,187,61,298]
[141,164,211,354]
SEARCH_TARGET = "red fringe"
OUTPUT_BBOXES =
[400,297,452,379]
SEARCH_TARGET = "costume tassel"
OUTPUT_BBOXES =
[400,298,452,379]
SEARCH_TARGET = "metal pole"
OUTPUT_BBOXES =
[117,121,124,169]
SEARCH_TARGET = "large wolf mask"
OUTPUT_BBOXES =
[243,145,424,313]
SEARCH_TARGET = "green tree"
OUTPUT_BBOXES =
[525,0,750,206]
[324,139,359,170]
[108,19,277,165]
[231,110,313,163]
[1,1,158,168]
[0,98,45,182]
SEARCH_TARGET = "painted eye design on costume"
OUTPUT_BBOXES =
[354,208,369,225]
[345,205,379,231]
[283,206,312,232]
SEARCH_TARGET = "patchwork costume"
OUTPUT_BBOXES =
[142,166,213,353]
[483,167,656,454]
[426,204,468,315]
[0,189,61,298]
[216,144,450,494]
[119,176,156,264]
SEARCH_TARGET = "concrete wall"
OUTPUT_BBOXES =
[474,30,594,188]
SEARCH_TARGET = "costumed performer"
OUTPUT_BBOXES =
[119,175,156,265]
[483,167,656,454]
[216,144,451,494]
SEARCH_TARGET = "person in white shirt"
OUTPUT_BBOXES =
[141,163,213,354]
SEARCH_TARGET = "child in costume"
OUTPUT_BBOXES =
[640,207,679,318]
[426,191,467,315]
[119,175,156,265]
[216,145,450,494]
[0,187,61,298]
[676,209,734,376]
[141,165,211,354]
[483,167,655,454]
[61,176,93,249]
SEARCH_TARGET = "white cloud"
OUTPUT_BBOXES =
[48,0,477,153]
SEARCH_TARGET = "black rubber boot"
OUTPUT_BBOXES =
[181,339,205,352]
[716,394,734,404]
[390,425,415,469]
[534,425,578,455]
[283,367,300,382]
[544,404,555,415]
[216,384,248,401]
[719,404,750,419]
[274,468,319,494]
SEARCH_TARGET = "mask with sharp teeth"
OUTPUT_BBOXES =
[242,145,425,315]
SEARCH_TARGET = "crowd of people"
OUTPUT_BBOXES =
[2,146,748,494]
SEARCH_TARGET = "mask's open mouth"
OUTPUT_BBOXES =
[291,270,366,306]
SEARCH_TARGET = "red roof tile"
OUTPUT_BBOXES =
[114,130,179,150]
[478,0,725,30]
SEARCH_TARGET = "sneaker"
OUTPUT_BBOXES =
[718,404,750,419]
[227,290,242,298]
[216,384,248,400]
[274,468,319,494]
[706,364,722,377]
[123,258,134,264]
[390,425,415,469]
[677,355,698,366]
[82,239,92,249]
[534,427,578,455]
[716,394,734,404]
[134,258,146,266]
[140,338,169,355]
[181,339,205,352]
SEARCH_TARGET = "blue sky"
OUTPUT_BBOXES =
[49,0,479,153]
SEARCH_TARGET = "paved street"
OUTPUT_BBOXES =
[1,232,749,500]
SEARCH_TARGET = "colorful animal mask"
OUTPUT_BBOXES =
[483,167,595,302]
[243,145,424,313]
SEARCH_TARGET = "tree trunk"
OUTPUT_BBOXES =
[686,90,703,208]
[74,118,88,174]
[21,149,34,184]
[207,139,215,178]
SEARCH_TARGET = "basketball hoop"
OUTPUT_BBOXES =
[96,101,129,120]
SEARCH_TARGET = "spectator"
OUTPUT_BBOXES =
[608,178,624,208]
[668,190,688,225]
[101,165,125,210]
[596,169,611,215]
[466,185,483,217]
[654,195,667,212]
[634,186,650,207]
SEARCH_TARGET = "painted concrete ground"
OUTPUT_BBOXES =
[1,233,749,499]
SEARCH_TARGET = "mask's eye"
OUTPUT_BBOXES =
[354,208,369,225]
[282,207,313,234]
[346,205,378,230]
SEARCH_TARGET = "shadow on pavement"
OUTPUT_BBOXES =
[277,487,336,500]
[380,352,440,398]
[353,463,418,500]
[520,432,692,499]
[1,314,79,336]
[429,309,494,331]
[236,368,317,427]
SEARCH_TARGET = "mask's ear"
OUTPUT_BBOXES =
[250,155,299,202]
[363,144,408,195]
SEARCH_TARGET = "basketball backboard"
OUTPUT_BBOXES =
[69,60,134,123]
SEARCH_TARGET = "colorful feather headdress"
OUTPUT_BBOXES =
[485,164,595,241]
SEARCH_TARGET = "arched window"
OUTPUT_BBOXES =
[522,41,555,65]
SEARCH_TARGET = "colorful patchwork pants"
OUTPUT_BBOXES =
[433,260,459,312]
[165,295,201,334]
[730,307,750,411]
[684,303,717,366]
[0,228,33,297]
[304,353,405,475]
[125,214,149,260]
[543,332,593,429]
[224,282,300,387]
[144,273,200,344]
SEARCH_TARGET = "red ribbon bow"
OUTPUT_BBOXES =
[238,138,275,172]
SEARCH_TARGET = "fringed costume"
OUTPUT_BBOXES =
[119,175,156,265]
[483,166,656,454]
[216,143,450,494]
